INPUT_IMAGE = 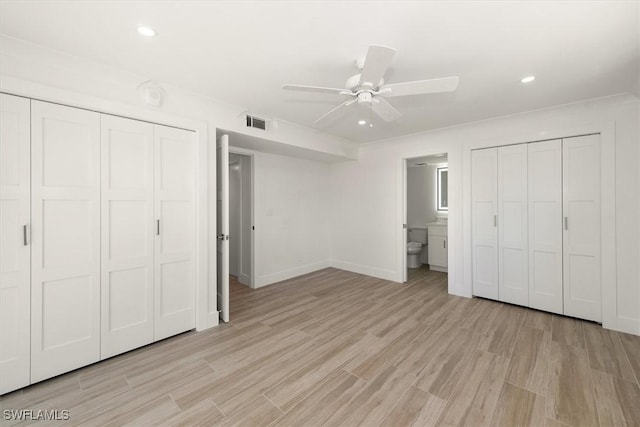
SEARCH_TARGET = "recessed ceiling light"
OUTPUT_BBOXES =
[137,26,157,37]
[369,123,373,128]
[521,75,535,83]
[358,120,366,126]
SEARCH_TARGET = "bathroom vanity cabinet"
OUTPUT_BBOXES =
[427,223,448,272]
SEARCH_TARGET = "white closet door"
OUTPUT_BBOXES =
[498,144,528,306]
[30,101,100,382]
[0,94,31,393]
[563,135,601,322]
[101,115,154,359]
[154,125,196,340]
[471,148,498,299]
[528,140,563,314]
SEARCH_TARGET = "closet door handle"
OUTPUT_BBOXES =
[564,217,568,230]
[156,219,160,236]
[443,240,446,249]
[23,225,29,246]
[493,215,497,227]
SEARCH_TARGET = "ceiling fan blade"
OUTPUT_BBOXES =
[380,76,459,97]
[282,84,351,96]
[359,45,396,88]
[314,99,357,128]
[371,97,402,122]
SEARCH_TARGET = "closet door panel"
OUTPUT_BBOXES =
[0,94,31,394]
[30,101,100,383]
[471,148,498,299]
[101,115,154,359]
[563,135,601,322]
[528,140,563,314]
[154,125,196,341]
[498,144,528,306]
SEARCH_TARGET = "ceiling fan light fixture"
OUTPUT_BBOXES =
[521,75,535,83]
[137,26,157,37]
[283,45,459,128]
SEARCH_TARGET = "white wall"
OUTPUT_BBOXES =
[407,165,436,227]
[0,37,359,161]
[2,35,638,335]
[228,145,332,289]
[250,150,331,287]
[0,36,350,330]
[331,94,640,335]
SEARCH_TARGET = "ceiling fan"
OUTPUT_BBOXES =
[282,45,459,128]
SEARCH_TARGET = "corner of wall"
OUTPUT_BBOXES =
[256,260,332,288]
[329,260,401,283]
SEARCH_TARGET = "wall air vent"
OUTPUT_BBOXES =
[246,115,267,131]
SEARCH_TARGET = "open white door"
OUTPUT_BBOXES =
[402,159,408,282]
[216,134,230,322]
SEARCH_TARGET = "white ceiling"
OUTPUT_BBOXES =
[1,1,638,143]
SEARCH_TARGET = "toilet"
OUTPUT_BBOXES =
[407,228,427,268]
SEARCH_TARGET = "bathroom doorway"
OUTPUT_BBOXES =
[403,153,449,282]
[229,152,254,288]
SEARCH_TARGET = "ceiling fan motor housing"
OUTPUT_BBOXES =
[357,92,373,104]
[346,74,384,92]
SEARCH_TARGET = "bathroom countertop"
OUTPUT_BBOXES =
[426,221,447,227]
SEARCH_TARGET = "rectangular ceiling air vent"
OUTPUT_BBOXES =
[246,115,267,131]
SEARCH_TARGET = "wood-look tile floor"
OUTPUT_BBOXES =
[2,267,639,426]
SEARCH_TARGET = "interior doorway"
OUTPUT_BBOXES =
[403,153,449,283]
[228,152,254,288]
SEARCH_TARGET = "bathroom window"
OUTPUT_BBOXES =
[437,167,448,211]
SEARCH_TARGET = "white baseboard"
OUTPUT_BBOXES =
[196,314,219,331]
[255,260,331,288]
[238,273,250,287]
[329,260,400,282]
[607,317,640,336]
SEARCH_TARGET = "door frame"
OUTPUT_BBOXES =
[228,148,256,289]
[401,151,451,284]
